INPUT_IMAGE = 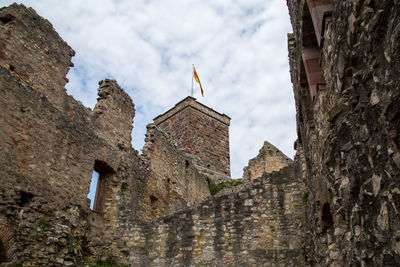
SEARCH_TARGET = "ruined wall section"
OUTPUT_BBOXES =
[0,64,113,266]
[154,97,231,181]
[0,4,212,265]
[93,79,135,149]
[0,62,152,265]
[0,4,75,110]
[288,0,400,265]
[111,166,305,267]
[243,141,293,184]
[141,124,210,220]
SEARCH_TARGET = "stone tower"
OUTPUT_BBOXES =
[153,96,231,181]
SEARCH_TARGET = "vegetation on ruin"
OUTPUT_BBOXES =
[207,177,243,195]
[83,256,130,267]
[38,219,53,231]
[302,191,309,204]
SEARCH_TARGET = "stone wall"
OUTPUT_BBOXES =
[0,54,305,266]
[0,4,213,265]
[154,97,231,181]
[287,0,400,265]
[2,2,374,266]
[110,166,305,266]
[243,141,293,184]
[0,62,109,266]
[142,124,210,215]
[0,4,74,110]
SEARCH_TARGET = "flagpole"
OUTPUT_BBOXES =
[191,64,194,97]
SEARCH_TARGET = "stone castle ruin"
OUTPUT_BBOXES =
[0,0,399,266]
[153,96,231,182]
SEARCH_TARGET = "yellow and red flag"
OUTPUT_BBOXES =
[193,65,204,97]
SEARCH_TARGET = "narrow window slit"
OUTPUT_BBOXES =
[87,170,99,210]
[150,195,160,217]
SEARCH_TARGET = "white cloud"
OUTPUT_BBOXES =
[2,0,296,178]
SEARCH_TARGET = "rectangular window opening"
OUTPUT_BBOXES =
[88,160,115,213]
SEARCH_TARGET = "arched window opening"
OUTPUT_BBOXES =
[87,160,115,213]
[321,202,334,231]
[150,195,160,217]
[150,195,158,207]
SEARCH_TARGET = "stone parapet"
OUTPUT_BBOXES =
[154,96,230,126]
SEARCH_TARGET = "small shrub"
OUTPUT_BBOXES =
[38,219,53,231]
[301,245,306,256]
[82,256,130,267]
[95,257,116,267]
[302,191,309,204]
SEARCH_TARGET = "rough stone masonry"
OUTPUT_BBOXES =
[1,0,399,266]
[0,3,304,266]
[287,0,400,265]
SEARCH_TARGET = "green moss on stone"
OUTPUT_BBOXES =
[38,219,53,231]
[207,177,243,195]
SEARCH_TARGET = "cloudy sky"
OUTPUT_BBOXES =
[3,0,296,178]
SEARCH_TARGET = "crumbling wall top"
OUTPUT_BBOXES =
[93,79,135,149]
[243,141,293,183]
[0,4,75,109]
